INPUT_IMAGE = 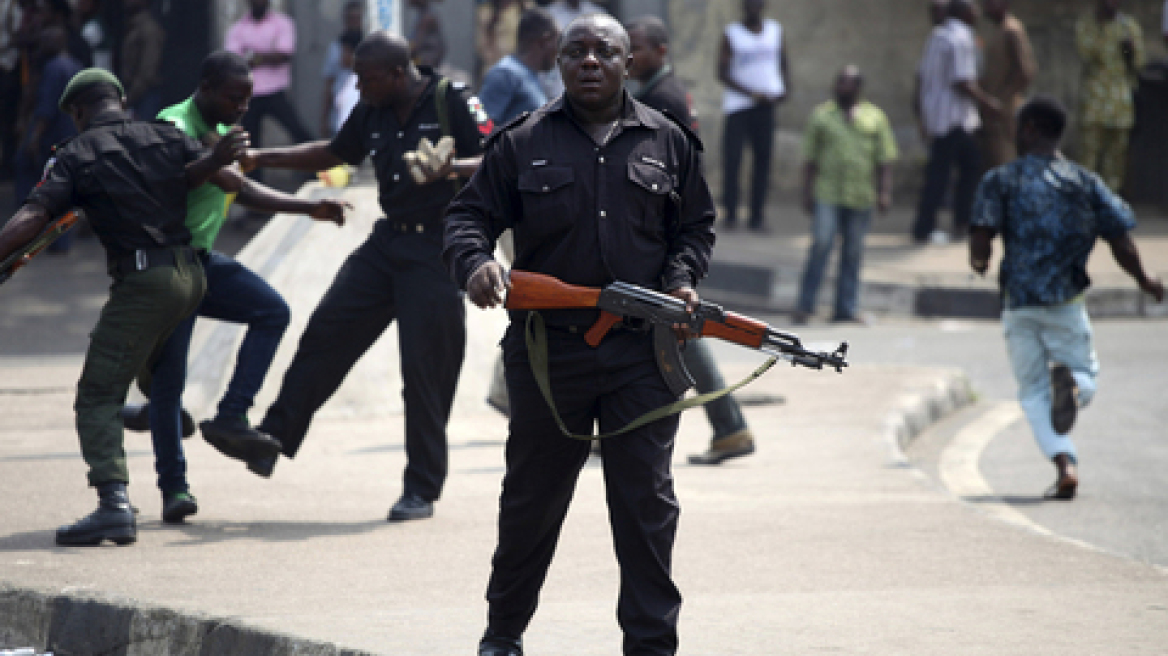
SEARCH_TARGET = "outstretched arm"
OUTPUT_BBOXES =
[236,176,349,225]
[1107,233,1164,302]
[240,141,345,173]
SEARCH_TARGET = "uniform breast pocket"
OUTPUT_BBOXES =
[626,161,675,232]
[518,166,574,238]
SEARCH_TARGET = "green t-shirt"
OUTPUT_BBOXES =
[802,100,898,210]
[157,96,231,251]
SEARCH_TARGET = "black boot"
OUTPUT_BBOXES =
[200,416,283,462]
[56,483,137,546]
[161,491,199,524]
[478,629,523,656]
[121,403,196,438]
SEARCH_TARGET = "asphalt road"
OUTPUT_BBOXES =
[706,314,1168,569]
[3,237,1164,568]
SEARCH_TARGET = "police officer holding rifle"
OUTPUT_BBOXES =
[443,14,715,656]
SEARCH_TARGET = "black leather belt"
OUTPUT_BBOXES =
[109,246,198,276]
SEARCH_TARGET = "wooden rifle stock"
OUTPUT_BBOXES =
[0,210,80,285]
[505,271,601,311]
[504,271,617,346]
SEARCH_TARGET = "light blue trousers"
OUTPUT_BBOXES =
[1002,299,1098,463]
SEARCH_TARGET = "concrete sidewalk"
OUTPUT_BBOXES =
[703,200,1168,320]
[1,181,1166,655]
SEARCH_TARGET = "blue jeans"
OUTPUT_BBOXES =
[147,251,290,493]
[1002,299,1098,463]
[797,203,871,320]
[682,339,748,439]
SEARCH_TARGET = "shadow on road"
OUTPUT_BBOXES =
[145,519,390,545]
[0,519,390,552]
[962,493,1050,506]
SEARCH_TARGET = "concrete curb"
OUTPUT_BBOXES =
[881,368,976,465]
[0,584,376,656]
[702,260,1168,319]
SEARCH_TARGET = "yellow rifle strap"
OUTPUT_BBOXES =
[525,311,777,441]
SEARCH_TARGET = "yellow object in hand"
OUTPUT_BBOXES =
[318,165,351,188]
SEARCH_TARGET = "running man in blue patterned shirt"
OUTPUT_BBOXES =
[969,96,1163,500]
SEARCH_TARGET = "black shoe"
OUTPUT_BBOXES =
[161,491,198,524]
[387,493,434,522]
[247,454,278,478]
[56,485,136,546]
[200,416,282,462]
[122,403,196,438]
[1050,364,1079,435]
[478,629,523,656]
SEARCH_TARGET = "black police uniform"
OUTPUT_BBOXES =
[28,111,207,489]
[258,69,489,503]
[635,64,697,134]
[444,93,715,655]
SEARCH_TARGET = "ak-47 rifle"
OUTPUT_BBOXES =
[504,270,849,397]
[0,210,82,285]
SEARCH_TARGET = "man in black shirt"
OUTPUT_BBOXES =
[444,15,715,656]
[238,32,489,522]
[0,68,249,546]
[627,16,694,131]
[627,15,756,466]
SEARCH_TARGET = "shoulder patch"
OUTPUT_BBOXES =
[659,109,703,152]
[465,94,495,137]
[484,111,532,148]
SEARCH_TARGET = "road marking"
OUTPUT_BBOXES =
[938,402,1038,530]
[938,401,1168,574]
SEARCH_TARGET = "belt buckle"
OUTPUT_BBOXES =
[134,250,147,271]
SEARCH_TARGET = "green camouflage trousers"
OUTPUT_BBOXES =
[75,251,205,486]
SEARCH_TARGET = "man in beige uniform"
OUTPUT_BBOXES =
[979,0,1036,167]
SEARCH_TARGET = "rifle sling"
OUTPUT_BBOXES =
[525,311,777,441]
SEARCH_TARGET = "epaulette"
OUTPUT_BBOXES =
[485,111,532,148]
[659,109,703,152]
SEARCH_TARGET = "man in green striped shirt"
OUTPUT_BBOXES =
[125,51,348,523]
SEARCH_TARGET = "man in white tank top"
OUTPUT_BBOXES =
[717,0,789,232]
